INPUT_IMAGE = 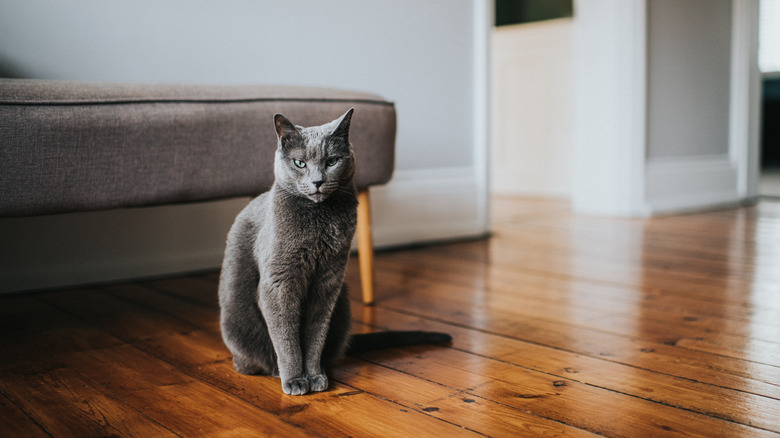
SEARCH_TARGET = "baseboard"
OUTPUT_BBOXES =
[370,166,489,248]
[646,155,741,214]
[0,251,223,295]
[0,198,248,294]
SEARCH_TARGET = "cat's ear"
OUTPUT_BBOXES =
[330,108,354,142]
[274,113,298,147]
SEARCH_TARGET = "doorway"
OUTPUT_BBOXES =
[490,0,574,198]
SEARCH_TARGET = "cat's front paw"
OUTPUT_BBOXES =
[308,373,328,392]
[282,377,310,396]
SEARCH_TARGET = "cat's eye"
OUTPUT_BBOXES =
[326,157,340,167]
[293,159,306,168]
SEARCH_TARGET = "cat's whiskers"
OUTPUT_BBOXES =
[333,186,354,196]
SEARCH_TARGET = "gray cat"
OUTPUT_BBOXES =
[218,109,450,396]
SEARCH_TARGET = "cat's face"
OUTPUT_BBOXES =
[273,109,355,203]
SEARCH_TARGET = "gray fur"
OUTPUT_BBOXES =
[219,109,357,395]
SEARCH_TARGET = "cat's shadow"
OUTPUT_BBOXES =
[344,340,451,363]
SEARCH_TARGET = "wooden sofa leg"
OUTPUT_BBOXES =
[356,188,375,305]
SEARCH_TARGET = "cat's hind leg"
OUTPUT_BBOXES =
[232,353,272,375]
[219,216,279,377]
[221,310,279,376]
[233,353,279,377]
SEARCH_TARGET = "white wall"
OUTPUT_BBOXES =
[0,0,490,292]
[490,18,574,198]
[646,0,733,159]
[0,0,478,170]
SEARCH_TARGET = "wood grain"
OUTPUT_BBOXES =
[1,196,779,437]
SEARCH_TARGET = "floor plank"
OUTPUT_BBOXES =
[348,305,780,433]
[39,281,482,437]
[333,355,599,437]
[358,346,771,438]
[1,197,779,437]
[363,269,780,401]
[0,393,52,438]
[0,366,176,437]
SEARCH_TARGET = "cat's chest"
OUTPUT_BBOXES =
[272,197,357,252]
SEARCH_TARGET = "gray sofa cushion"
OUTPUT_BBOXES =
[0,79,396,216]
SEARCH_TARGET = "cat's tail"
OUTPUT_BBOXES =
[346,331,452,354]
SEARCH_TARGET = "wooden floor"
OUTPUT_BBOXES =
[2,197,779,437]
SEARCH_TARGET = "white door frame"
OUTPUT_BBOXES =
[731,0,762,199]
[571,0,761,217]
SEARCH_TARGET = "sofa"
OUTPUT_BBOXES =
[0,79,397,304]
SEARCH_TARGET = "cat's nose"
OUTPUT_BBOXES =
[313,180,324,188]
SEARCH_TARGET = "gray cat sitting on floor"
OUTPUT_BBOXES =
[219,108,451,395]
